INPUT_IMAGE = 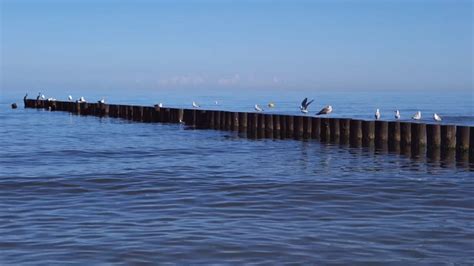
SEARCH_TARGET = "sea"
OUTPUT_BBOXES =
[1,90,473,264]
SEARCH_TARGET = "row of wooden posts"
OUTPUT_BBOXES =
[25,99,473,163]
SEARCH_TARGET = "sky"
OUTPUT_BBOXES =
[0,0,472,97]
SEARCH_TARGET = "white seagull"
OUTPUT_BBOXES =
[78,97,86,103]
[300,98,314,114]
[158,103,163,108]
[99,98,105,104]
[395,110,400,120]
[375,109,381,120]
[433,113,442,122]
[68,95,73,101]
[192,101,200,108]
[254,104,263,112]
[316,105,332,115]
[412,111,421,120]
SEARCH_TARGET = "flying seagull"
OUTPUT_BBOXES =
[412,111,421,120]
[395,110,400,120]
[300,98,314,113]
[316,105,332,115]
[375,109,381,120]
[254,104,263,112]
[433,113,442,122]
[192,101,200,108]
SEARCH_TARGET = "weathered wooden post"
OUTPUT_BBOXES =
[206,110,215,128]
[375,121,388,150]
[280,115,287,139]
[471,127,474,163]
[215,111,221,130]
[329,118,340,143]
[441,125,456,150]
[400,122,412,155]
[426,124,441,148]
[311,117,321,139]
[226,112,233,131]
[286,116,294,139]
[362,120,374,146]
[232,112,239,131]
[248,113,258,138]
[197,110,207,129]
[456,126,470,153]
[238,112,247,133]
[350,119,362,147]
[264,114,273,138]
[273,114,281,139]
[339,118,350,144]
[388,121,400,152]
[320,118,330,142]
[303,117,312,139]
[294,116,304,139]
[257,113,265,138]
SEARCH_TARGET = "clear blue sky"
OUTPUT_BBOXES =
[1,0,472,95]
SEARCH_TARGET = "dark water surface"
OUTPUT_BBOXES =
[1,103,473,264]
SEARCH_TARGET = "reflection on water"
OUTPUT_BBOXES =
[0,104,473,264]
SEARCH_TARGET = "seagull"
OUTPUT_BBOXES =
[433,113,442,122]
[36,93,41,100]
[412,111,421,120]
[395,110,400,120]
[24,93,28,100]
[158,103,163,108]
[192,101,200,108]
[375,109,381,120]
[98,98,105,104]
[47,97,56,101]
[68,95,73,101]
[254,104,263,112]
[41,94,45,100]
[77,97,86,103]
[300,97,314,113]
[316,105,332,115]
[268,102,275,108]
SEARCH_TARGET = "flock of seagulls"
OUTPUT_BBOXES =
[30,93,444,122]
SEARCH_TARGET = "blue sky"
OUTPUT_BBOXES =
[1,0,472,95]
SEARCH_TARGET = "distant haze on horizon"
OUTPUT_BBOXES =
[1,0,472,96]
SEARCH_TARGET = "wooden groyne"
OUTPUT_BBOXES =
[24,98,473,164]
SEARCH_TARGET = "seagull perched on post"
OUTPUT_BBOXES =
[412,111,421,120]
[433,113,442,122]
[300,98,314,114]
[375,109,381,120]
[77,97,86,103]
[316,105,332,115]
[192,101,200,108]
[254,104,263,112]
[68,95,73,101]
[395,110,400,120]
[98,98,105,104]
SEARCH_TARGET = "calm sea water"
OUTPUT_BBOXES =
[1,91,473,264]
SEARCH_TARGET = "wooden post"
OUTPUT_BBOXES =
[411,123,426,149]
[456,126,470,152]
[339,118,350,144]
[257,113,265,138]
[329,118,340,143]
[303,117,312,139]
[388,121,400,152]
[249,113,258,138]
[226,112,232,131]
[362,120,374,146]
[311,117,321,139]
[273,114,281,139]
[178,109,184,123]
[375,121,388,150]
[207,110,215,128]
[286,115,294,139]
[426,124,441,148]
[280,115,287,139]
[350,119,362,147]
[232,112,239,131]
[320,118,330,142]
[238,112,247,133]
[197,110,207,129]
[400,122,412,153]
[471,127,474,162]
[265,114,273,138]
[214,111,221,130]
[441,125,456,150]
[294,116,304,139]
